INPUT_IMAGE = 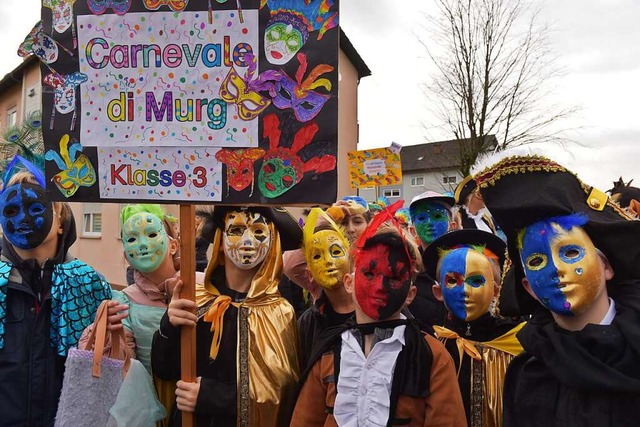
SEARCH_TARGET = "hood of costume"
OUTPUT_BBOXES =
[197,206,301,426]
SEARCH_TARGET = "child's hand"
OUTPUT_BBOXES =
[175,377,201,413]
[167,280,197,328]
[106,300,128,332]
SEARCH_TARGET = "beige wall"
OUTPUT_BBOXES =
[0,61,41,127]
[1,47,364,287]
[337,49,359,200]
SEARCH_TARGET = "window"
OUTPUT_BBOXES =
[82,203,102,237]
[442,176,457,184]
[383,189,400,198]
[6,107,17,128]
[410,176,425,187]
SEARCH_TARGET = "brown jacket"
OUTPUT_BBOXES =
[291,333,466,427]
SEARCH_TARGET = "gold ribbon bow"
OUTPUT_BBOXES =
[433,325,482,376]
[203,295,237,360]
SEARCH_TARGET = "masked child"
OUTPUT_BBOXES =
[292,202,466,427]
[152,206,301,427]
[475,155,640,426]
[407,191,459,334]
[297,208,354,369]
[424,229,524,427]
[0,156,111,425]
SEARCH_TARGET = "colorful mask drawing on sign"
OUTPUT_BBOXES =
[258,113,336,198]
[143,0,189,12]
[43,0,78,49]
[219,53,278,121]
[260,0,338,65]
[207,0,245,24]
[17,22,59,68]
[45,134,97,198]
[43,72,88,131]
[215,148,266,196]
[266,53,333,122]
[87,0,132,15]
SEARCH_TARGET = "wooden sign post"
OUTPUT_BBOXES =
[179,205,196,427]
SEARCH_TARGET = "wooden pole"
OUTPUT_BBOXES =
[179,204,196,427]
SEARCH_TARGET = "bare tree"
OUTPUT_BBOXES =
[421,0,575,175]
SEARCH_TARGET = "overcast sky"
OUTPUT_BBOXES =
[1,0,638,190]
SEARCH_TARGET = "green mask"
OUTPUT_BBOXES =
[410,202,450,245]
[264,22,304,65]
[258,158,297,198]
[122,212,169,273]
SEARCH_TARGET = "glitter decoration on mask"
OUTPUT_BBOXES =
[520,214,604,316]
[411,202,450,245]
[122,212,169,273]
[223,210,272,270]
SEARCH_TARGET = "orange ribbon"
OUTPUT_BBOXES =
[433,325,482,376]
[203,295,234,360]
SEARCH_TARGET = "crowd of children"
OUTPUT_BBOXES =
[2,151,640,426]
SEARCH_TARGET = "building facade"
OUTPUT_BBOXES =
[358,137,496,204]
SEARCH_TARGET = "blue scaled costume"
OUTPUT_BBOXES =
[0,258,110,355]
[0,217,111,426]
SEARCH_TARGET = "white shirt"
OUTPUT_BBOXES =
[462,205,494,233]
[334,323,406,427]
[599,298,617,325]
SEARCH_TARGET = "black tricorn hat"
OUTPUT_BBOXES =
[422,229,507,281]
[202,206,302,251]
[475,155,640,314]
[454,175,477,205]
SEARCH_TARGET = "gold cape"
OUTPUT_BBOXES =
[435,322,526,427]
[196,225,300,427]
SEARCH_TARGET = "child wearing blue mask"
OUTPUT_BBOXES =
[0,156,111,425]
[476,155,640,427]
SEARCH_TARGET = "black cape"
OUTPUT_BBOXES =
[503,281,640,426]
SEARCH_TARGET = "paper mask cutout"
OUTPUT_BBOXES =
[143,0,188,12]
[45,134,97,198]
[43,72,88,131]
[43,0,78,49]
[267,53,333,122]
[215,148,266,196]
[258,113,336,198]
[208,0,244,24]
[87,0,132,15]
[219,53,278,121]
[18,22,59,66]
[261,0,338,65]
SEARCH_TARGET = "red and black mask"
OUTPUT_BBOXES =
[353,243,411,320]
